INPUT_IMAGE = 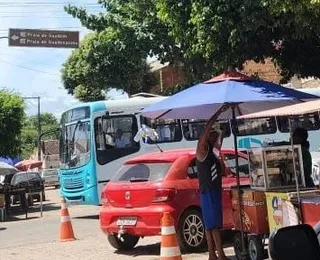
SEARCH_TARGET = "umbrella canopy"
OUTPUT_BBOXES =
[238,99,320,119]
[141,71,320,256]
[0,162,19,176]
[142,71,319,120]
[15,159,43,171]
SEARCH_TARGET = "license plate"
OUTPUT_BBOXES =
[116,217,137,226]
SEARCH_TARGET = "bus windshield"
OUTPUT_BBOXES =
[60,121,91,169]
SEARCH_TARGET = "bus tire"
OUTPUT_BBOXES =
[107,234,139,251]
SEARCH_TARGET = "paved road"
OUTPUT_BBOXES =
[0,188,240,260]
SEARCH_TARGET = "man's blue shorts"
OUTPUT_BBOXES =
[200,190,223,230]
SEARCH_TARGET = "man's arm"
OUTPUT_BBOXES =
[196,104,229,160]
[202,104,229,140]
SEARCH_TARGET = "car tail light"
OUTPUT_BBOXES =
[101,192,108,205]
[152,188,176,203]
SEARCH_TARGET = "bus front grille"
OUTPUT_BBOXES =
[62,177,84,189]
[61,170,84,189]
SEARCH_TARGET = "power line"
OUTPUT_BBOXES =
[0,27,87,32]
[0,58,60,77]
[0,10,102,14]
[0,15,76,18]
[0,2,101,5]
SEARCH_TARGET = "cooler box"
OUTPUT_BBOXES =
[301,196,320,227]
[231,188,269,234]
[265,190,320,234]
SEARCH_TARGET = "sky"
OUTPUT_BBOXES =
[0,0,126,119]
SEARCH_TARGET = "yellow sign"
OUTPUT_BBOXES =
[265,192,299,234]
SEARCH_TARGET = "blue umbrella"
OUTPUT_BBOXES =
[0,156,21,166]
[142,71,320,258]
[142,72,318,120]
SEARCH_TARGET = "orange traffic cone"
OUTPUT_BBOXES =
[59,197,76,242]
[160,212,182,260]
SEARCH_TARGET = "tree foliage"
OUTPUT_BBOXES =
[65,0,320,87]
[61,25,157,102]
[0,90,25,157]
[20,113,59,159]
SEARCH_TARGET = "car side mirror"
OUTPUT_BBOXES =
[269,224,320,260]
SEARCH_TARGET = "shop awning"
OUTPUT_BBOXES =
[238,99,320,119]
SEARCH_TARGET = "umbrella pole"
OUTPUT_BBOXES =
[232,106,248,258]
[288,119,303,221]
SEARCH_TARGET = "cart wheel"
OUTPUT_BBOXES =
[248,235,264,260]
[233,232,249,260]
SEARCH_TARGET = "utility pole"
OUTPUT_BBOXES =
[23,96,41,160]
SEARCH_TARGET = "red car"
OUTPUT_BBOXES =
[100,148,249,252]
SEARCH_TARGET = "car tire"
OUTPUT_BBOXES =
[177,209,206,253]
[107,234,139,251]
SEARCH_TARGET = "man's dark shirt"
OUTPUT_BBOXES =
[196,144,222,192]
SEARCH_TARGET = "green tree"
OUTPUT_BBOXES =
[65,0,320,84]
[0,89,25,157]
[61,27,157,102]
[20,113,59,159]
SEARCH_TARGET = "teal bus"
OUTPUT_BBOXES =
[59,89,320,205]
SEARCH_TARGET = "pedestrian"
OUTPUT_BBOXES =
[196,104,229,260]
[292,127,315,188]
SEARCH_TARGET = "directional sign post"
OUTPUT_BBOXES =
[8,28,79,48]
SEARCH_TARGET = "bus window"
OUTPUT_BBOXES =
[277,113,320,133]
[94,115,139,165]
[235,117,277,136]
[182,119,231,141]
[140,117,182,143]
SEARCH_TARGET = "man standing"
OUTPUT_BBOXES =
[196,104,229,260]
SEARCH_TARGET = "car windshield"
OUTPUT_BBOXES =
[60,121,91,169]
[110,163,172,182]
[11,172,41,185]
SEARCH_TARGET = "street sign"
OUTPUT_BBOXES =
[8,28,79,48]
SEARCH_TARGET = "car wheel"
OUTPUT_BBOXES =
[177,209,206,253]
[107,234,139,251]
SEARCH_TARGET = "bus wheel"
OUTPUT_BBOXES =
[107,234,139,250]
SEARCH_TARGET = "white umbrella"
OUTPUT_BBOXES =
[237,99,320,119]
[0,162,19,176]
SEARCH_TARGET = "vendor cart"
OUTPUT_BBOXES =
[231,144,320,260]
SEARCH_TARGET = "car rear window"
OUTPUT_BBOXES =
[111,163,172,182]
[11,172,41,185]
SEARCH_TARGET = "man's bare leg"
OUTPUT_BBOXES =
[211,228,228,260]
[206,230,218,260]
